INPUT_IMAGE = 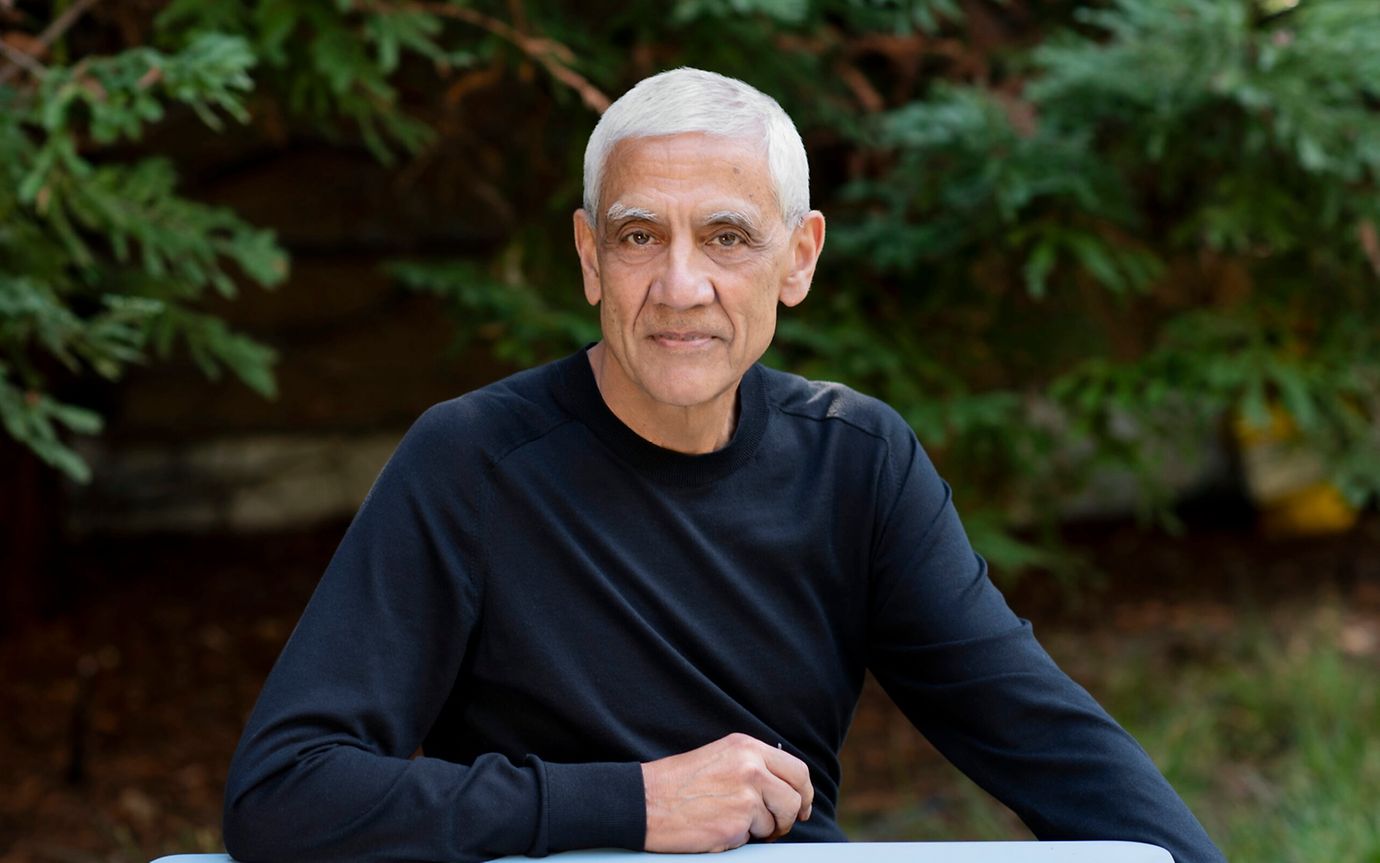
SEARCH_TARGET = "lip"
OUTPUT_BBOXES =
[649,332,717,349]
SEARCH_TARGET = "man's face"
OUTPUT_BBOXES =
[574,132,823,414]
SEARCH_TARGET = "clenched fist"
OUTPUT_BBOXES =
[641,732,814,853]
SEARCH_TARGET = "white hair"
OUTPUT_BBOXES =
[582,67,810,228]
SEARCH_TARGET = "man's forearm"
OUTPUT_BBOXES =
[879,621,1227,863]
[223,741,645,862]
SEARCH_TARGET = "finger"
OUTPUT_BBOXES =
[747,792,777,841]
[760,744,814,816]
[758,772,804,838]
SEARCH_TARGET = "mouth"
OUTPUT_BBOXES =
[649,331,718,349]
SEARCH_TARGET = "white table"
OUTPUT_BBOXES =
[153,841,1172,862]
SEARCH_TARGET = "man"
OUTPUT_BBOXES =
[223,68,1225,863]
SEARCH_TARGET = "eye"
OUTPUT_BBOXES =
[624,230,653,246]
[712,231,744,248]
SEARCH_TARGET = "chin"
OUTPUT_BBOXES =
[641,371,735,410]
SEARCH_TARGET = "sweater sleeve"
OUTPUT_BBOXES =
[865,429,1226,863]
[221,403,646,863]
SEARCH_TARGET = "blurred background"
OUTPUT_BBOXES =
[2,0,1379,860]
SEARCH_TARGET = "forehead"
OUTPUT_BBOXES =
[599,132,776,219]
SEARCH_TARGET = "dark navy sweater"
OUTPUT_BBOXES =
[222,348,1225,863]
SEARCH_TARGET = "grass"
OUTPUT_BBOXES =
[843,605,1380,862]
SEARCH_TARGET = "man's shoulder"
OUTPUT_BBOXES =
[758,364,914,444]
[405,357,573,464]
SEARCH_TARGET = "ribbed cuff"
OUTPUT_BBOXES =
[544,760,646,852]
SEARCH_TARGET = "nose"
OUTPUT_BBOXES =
[648,235,715,310]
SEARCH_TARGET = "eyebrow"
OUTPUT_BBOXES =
[604,203,764,235]
[605,202,661,226]
[702,210,762,236]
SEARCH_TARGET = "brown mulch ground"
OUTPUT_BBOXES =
[3,514,1379,862]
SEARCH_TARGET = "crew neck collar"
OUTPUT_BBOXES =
[554,346,768,486]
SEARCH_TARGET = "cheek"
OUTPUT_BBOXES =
[732,274,783,326]
[600,283,650,345]
[599,295,625,337]
[597,271,638,324]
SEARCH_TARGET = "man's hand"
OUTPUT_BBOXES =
[641,732,814,853]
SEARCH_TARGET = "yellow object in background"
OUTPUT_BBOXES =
[1234,405,1359,538]
[1256,483,1359,537]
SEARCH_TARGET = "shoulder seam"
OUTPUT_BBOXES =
[771,401,894,446]
[487,414,580,470]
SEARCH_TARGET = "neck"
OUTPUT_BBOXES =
[586,342,739,454]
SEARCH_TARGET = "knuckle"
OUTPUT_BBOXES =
[721,820,751,849]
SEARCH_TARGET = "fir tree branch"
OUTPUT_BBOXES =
[357,0,609,113]
[0,0,101,85]
[0,34,47,80]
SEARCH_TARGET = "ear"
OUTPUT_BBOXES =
[573,209,602,306]
[779,210,826,308]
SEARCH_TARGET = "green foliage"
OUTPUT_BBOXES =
[5,0,1379,571]
[31,33,255,141]
[1,26,288,481]
[2,0,489,481]
[1139,623,1380,862]
[358,0,1380,573]
[154,0,481,161]
[815,0,1380,556]
[673,0,812,27]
